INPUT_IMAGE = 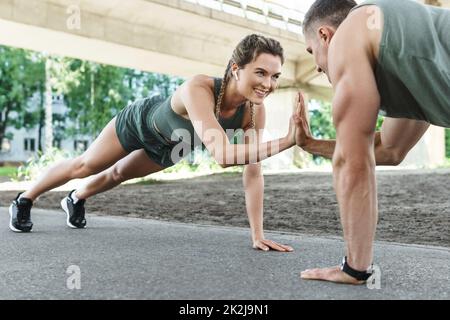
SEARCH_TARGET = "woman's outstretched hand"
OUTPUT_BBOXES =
[287,112,297,146]
[253,238,294,252]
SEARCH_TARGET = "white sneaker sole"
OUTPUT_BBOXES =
[61,197,86,229]
[9,204,31,233]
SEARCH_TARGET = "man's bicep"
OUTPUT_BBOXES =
[331,65,380,158]
[329,7,381,149]
[333,73,380,142]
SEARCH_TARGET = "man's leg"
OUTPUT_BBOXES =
[375,117,430,165]
[300,117,430,283]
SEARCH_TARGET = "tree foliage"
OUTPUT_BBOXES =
[63,61,183,137]
[309,100,385,140]
[0,45,184,151]
[0,46,44,150]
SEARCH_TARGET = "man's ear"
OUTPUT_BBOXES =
[318,26,335,46]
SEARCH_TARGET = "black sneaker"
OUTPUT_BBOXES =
[61,190,87,229]
[9,193,33,233]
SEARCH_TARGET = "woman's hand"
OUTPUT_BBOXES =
[253,238,294,252]
[293,91,314,148]
[286,114,297,146]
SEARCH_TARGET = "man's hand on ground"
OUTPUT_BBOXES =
[300,265,365,285]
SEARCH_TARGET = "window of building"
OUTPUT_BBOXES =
[24,138,36,152]
[1,139,11,152]
[74,140,88,152]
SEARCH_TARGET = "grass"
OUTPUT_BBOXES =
[0,166,17,177]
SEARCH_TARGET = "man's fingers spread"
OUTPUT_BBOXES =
[301,269,320,279]
[300,271,313,279]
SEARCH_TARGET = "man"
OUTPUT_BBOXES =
[294,0,450,284]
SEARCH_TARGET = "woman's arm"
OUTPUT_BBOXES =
[179,76,296,168]
[242,104,293,252]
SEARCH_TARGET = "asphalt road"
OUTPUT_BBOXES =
[1,207,449,300]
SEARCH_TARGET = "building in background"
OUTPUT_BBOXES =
[0,94,92,165]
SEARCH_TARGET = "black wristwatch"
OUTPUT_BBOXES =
[340,256,373,281]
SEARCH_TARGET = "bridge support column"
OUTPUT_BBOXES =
[261,88,307,170]
[400,125,446,167]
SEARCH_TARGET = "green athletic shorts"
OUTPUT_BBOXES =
[115,96,178,168]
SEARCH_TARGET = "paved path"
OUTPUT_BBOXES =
[1,208,449,299]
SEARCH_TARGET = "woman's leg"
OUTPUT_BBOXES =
[22,117,129,201]
[75,149,165,200]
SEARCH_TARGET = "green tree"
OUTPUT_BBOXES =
[309,100,384,140]
[0,47,184,154]
[0,46,44,151]
[309,101,335,139]
[64,61,184,138]
[308,100,384,164]
[43,55,84,151]
[141,73,184,99]
[63,61,133,137]
[22,53,82,152]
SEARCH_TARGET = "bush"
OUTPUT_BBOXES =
[13,147,78,181]
[12,146,243,183]
[0,166,18,177]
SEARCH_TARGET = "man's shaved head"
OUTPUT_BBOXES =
[303,0,357,35]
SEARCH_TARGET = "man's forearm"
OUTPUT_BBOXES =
[302,138,336,159]
[333,160,378,271]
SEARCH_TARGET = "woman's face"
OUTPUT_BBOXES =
[233,53,282,105]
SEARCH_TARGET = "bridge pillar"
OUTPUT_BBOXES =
[261,88,302,170]
[401,125,446,167]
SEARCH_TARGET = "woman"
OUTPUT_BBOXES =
[10,34,297,252]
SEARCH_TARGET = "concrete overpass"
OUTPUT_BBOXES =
[0,0,446,168]
[0,0,329,95]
